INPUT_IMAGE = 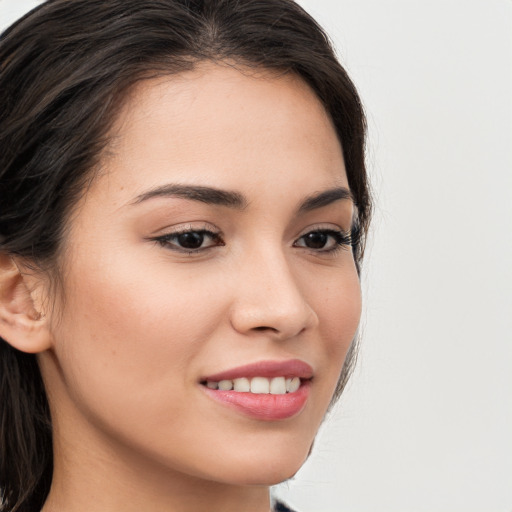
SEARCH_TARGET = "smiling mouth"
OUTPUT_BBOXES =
[199,359,313,419]
[200,376,311,421]
[201,376,303,394]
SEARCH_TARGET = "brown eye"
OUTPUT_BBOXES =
[176,232,205,249]
[302,231,328,249]
[154,229,223,253]
[294,229,352,253]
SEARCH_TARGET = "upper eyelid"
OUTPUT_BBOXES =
[295,223,349,238]
[167,227,219,236]
[151,221,222,236]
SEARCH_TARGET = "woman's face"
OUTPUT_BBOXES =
[40,63,361,486]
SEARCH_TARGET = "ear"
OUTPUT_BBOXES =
[0,252,52,353]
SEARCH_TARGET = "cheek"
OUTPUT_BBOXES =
[323,285,361,357]
[308,265,362,397]
[51,251,225,419]
[312,265,362,350]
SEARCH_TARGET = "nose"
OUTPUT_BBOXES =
[229,248,319,340]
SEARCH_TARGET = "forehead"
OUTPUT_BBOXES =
[99,62,348,204]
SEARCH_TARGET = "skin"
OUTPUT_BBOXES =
[29,62,362,512]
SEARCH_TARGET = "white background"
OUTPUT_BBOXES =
[1,1,511,511]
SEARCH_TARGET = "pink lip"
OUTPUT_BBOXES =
[200,359,313,421]
[201,359,314,382]
[202,381,311,421]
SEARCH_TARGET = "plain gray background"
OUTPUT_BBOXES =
[1,1,511,511]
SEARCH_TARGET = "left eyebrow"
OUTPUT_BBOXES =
[298,187,354,213]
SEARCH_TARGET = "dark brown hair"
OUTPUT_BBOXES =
[0,1,371,510]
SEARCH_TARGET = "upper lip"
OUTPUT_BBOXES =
[201,359,314,382]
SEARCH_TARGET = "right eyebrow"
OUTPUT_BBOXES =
[298,187,354,213]
[131,184,248,209]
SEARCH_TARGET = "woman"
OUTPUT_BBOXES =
[0,1,371,511]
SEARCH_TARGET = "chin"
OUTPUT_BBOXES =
[225,466,303,487]
[249,465,303,487]
[210,445,310,487]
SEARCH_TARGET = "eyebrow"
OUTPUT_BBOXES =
[298,187,354,213]
[131,183,353,212]
[132,184,247,209]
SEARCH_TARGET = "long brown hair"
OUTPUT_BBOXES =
[0,1,371,510]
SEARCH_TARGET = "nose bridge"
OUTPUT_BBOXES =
[229,242,318,338]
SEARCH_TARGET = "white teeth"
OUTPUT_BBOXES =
[218,379,233,391]
[270,377,286,395]
[250,377,270,394]
[286,377,301,393]
[233,377,250,392]
[205,376,302,394]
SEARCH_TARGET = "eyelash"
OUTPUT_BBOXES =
[294,229,352,255]
[152,227,224,254]
[151,227,353,255]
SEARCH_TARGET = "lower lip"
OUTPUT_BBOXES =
[201,381,311,421]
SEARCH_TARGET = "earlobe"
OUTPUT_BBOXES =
[0,252,52,353]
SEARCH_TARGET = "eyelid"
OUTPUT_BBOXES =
[148,221,220,237]
[295,222,347,237]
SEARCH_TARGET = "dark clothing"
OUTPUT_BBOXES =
[274,501,297,512]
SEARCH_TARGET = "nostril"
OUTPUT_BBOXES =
[253,326,278,332]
